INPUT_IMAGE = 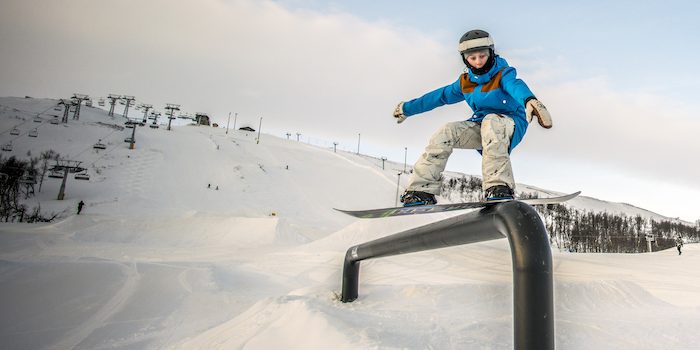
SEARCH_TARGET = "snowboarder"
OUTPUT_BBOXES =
[77,200,85,215]
[394,29,553,206]
[676,236,684,255]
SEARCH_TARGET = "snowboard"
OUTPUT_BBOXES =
[335,191,581,218]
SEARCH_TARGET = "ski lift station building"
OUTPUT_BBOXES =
[194,113,210,126]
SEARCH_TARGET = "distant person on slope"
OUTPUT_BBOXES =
[676,236,684,255]
[393,29,553,206]
[77,200,85,215]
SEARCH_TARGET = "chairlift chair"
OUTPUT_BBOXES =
[33,116,42,123]
[149,123,159,129]
[93,140,107,149]
[74,171,90,181]
[28,128,38,137]
[10,127,20,135]
[1,143,12,152]
[50,118,60,125]
[48,169,64,178]
[69,166,85,174]
[19,174,37,185]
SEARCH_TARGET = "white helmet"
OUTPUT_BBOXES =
[458,29,494,55]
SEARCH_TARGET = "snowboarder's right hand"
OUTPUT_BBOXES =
[393,102,407,124]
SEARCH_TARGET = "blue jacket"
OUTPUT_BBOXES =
[402,56,534,152]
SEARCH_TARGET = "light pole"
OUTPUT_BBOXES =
[226,112,231,134]
[357,133,361,155]
[395,172,402,207]
[333,142,338,153]
[404,147,408,173]
[256,117,262,144]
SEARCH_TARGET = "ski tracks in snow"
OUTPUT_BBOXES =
[44,262,140,350]
[118,151,161,195]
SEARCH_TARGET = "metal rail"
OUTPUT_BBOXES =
[340,201,554,350]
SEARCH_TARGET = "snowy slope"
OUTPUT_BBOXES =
[1,97,699,349]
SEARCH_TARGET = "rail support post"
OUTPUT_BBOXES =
[340,201,554,350]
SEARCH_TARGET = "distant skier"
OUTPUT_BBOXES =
[394,29,553,206]
[77,200,85,215]
[676,236,684,255]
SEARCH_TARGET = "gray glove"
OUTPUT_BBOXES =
[393,102,407,124]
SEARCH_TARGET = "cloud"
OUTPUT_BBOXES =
[1,0,698,205]
[515,72,700,189]
[0,0,461,144]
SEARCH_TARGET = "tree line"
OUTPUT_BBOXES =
[442,175,698,253]
[0,151,61,222]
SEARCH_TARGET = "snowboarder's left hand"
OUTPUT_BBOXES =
[526,99,552,129]
[393,102,407,124]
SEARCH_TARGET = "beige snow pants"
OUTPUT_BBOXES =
[406,114,515,194]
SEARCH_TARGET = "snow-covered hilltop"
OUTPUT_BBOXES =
[1,96,699,349]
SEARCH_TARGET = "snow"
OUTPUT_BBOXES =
[1,97,699,349]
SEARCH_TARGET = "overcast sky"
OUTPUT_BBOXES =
[1,0,699,221]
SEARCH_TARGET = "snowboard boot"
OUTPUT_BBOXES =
[400,191,437,207]
[484,185,514,201]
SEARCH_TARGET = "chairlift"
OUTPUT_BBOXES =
[28,128,38,137]
[74,171,90,181]
[50,118,60,125]
[93,139,107,150]
[69,166,85,174]
[48,169,64,178]
[10,127,20,135]
[33,116,42,123]
[53,106,62,111]
[149,123,159,129]
[19,174,37,185]
[1,143,12,152]
[124,137,134,143]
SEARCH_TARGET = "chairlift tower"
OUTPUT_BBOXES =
[71,93,90,120]
[126,118,138,149]
[19,172,38,198]
[121,95,135,119]
[140,104,152,123]
[51,159,85,200]
[152,111,160,122]
[164,103,180,131]
[58,99,72,123]
[107,94,121,117]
